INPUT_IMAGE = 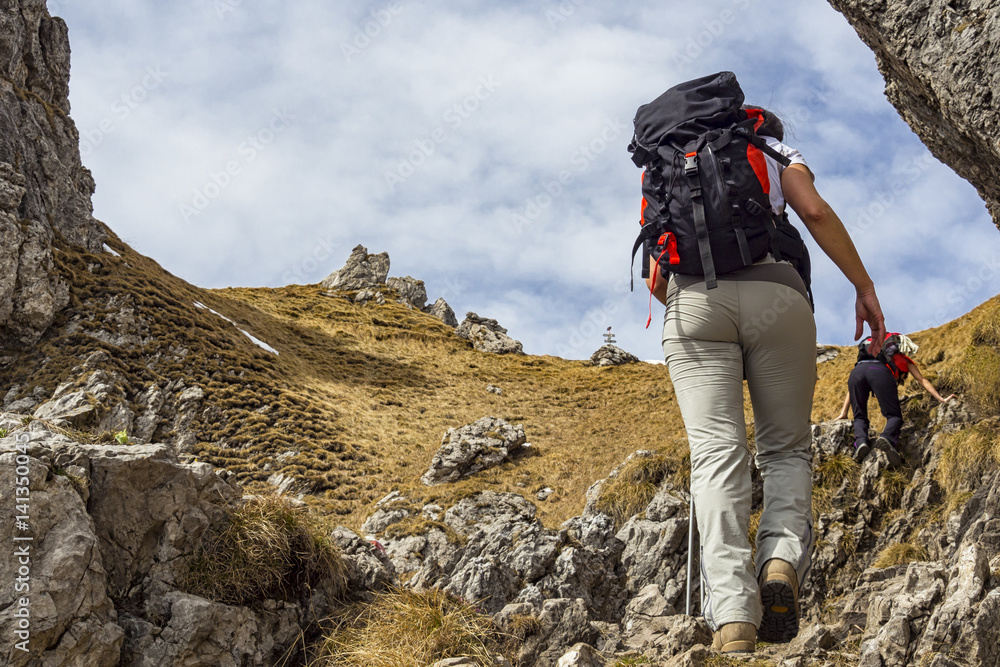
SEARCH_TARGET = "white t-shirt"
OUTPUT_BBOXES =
[761,136,809,216]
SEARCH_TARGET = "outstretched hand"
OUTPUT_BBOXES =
[855,289,886,356]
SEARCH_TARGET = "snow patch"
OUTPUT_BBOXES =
[240,329,279,355]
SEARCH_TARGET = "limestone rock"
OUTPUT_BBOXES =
[387,275,427,310]
[128,591,303,667]
[421,416,527,486]
[321,244,390,290]
[0,1,107,347]
[425,296,458,327]
[816,344,840,364]
[329,527,395,600]
[556,642,606,667]
[589,344,639,367]
[354,289,385,306]
[0,450,123,666]
[456,312,524,355]
[828,0,1000,230]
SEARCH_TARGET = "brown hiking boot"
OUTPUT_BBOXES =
[710,622,756,653]
[758,559,799,643]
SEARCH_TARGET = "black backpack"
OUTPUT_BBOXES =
[628,71,812,306]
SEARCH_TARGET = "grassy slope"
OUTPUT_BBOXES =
[2,228,996,534]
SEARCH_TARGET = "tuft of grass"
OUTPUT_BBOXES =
[878,470,909,508]
[816,453,859,489]
[505,613,542,641]
[0,427,7,438]
[113,429,130,445]
[53,467,89,495]
[873,542,928,568]
[313,587,513,667]
[935,420,1000,496]
[182,494,346,606]
[593,451,675,528]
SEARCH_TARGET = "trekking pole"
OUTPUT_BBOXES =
[686,493,694,616]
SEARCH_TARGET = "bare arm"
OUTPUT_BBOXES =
[781,164,886,355]
[908,362,957,403]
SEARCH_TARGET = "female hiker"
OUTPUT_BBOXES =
[634,74,886,655]
[835,333,957,462]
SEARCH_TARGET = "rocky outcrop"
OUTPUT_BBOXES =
[589,344,639,367]
[387,275,427,310]
[321,244,390,290]
[0,1,106,348]
[425,296,458,327]
[0,418,362,667]
[456,312,524,355]
[828,0,1000,230]
[420,416,528,486]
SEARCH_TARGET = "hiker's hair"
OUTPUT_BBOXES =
[743,105,784,142]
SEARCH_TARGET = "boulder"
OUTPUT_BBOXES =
[456,312,524,355]
[421,417,528,486]
[589,344,639,367]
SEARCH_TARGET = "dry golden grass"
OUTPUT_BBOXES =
[873,542,928,568]
[313,587,513,667]
[935,420,1000,495]
[816,453,859,489]
[593,450,682,528]
[182,494,346,606]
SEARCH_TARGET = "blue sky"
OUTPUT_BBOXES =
[51,0,1000,361]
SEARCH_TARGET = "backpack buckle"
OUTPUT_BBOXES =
[684,152,699,176]
[744,198,766,216]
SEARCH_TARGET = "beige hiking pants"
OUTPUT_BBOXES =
[661,261,815,630]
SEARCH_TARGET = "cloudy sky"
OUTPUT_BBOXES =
[51,0,1000,361]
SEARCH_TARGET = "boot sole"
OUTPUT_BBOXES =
[759,579,798,643]
[853,443,870,463]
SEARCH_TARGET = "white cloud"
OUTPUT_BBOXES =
[51,0,1000,363]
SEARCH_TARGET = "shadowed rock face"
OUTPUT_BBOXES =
[0,0,106,347]
[828,0,1000,231]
